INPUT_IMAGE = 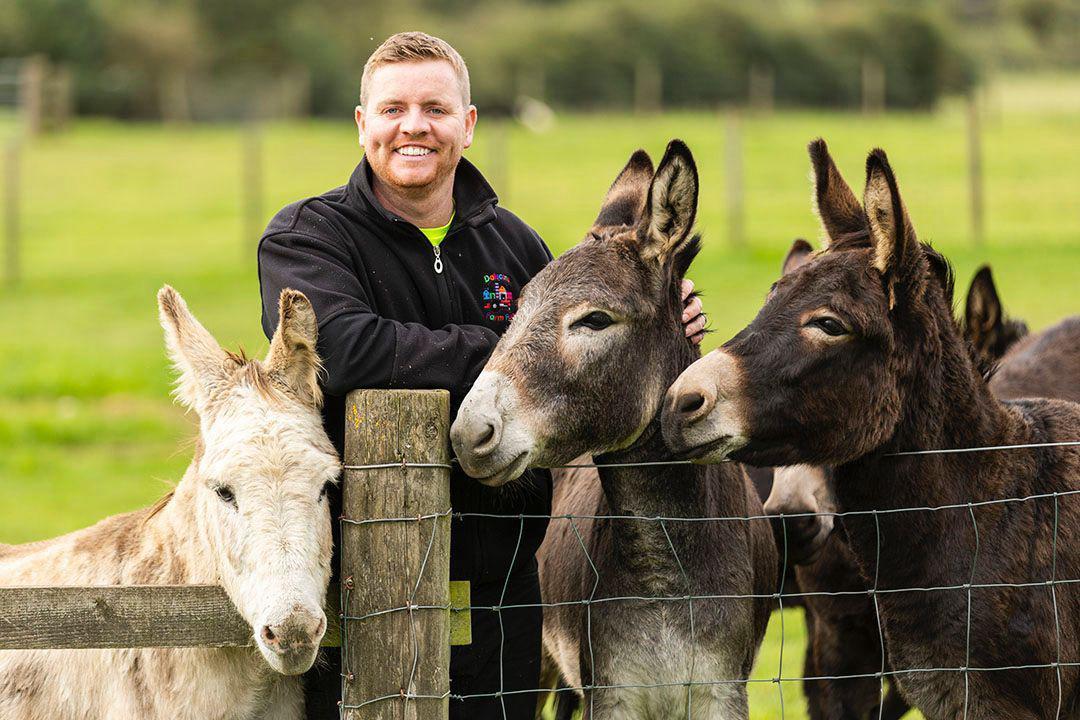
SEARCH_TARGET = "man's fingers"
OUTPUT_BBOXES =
[680,278,695,303]
[682,294,703,323]
[684,313,707,339]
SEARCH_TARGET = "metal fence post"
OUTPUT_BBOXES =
[342,389,452,720]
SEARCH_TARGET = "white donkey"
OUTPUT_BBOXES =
[0,286,341,720]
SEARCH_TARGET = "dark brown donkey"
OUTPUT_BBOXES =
[451,141,777,719]
[662,140,1080,719]
[760,263,1044,720]
[966,265,1080,404]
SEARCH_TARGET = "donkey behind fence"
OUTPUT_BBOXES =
[452,140,777,719]
[663,140,1080,719]
[0,287,340,720]
[761,261,1078,720]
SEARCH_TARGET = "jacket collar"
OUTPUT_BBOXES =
[348,155,499,230]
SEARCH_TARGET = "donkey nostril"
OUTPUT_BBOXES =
[477,422,495,447]
[678,391,706,416]
[262,625,277,644]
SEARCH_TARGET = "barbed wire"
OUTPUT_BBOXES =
[338,437,1080,719]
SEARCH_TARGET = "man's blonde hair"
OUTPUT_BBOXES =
[360,32,471,108]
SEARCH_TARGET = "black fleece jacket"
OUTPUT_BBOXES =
[258,157,552,585]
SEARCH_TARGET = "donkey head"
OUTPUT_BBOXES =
[663,140,957,468]
[452,140,701,485]
[964,264,1029,374]
[158,286,339,675]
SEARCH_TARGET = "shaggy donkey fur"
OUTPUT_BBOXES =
[663,141,1080,719]
[0,287,340,720]
[453,141,777,719]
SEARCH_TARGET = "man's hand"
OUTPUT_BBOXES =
[680,279,707,345]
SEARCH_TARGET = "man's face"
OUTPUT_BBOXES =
[356,60,477,195]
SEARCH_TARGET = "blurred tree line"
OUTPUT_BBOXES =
[0,0,1077,120]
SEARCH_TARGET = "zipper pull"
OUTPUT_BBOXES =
[432,245,444,274]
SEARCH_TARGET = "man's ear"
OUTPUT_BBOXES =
[638,139,698,264]
[463,105,477,149]
[808,139,865,247]
[355,105,365,147]
[781,238,814,275]
[593,149,654,229]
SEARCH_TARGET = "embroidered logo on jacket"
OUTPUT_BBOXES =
[481,273,516,323]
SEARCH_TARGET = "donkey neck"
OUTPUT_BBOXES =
[140,467,222,586]
[835,307,1030,588]
[847,311,1019,508]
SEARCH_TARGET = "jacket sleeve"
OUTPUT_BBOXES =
[258,229,500,407]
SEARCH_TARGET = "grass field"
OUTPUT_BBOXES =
[2,77,1079,718]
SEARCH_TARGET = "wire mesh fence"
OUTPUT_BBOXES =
[336,389,1080,720]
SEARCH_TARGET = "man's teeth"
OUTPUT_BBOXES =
[397,147,433,156]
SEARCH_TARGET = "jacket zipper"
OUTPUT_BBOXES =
[432,245,444,274]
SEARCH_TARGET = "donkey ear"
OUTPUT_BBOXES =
[638,139,698,263]
[781,238,814,275]
[965,265,1002,336]
[808,139,865,247]
[158,286,232,412]
[863,148,919,291]
[266,289,323,409]
[594,150,654,229]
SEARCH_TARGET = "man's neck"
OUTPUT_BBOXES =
[371,175,455,228]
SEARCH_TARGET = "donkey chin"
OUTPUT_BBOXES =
[452,370,541,487]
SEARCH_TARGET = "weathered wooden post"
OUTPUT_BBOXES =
[19,56,46,137]
[862,57,885,115]
[748,64,774,114]
[341,389,452,720]
[724,109,745,249]
[4,137,19,288]
[242,123,263,254]
[967,92,985,247]
[487,120,509,207]
[634,57,662,115]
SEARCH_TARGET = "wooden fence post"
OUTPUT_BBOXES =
[724,110,745,249]
[966,92,985,248]
[19,56,46,137]
[242,124,263,254]
[342,389,452,720]
[634,57,662,115]
[748,64,774,114]
[4,137,19,288]
[862,57,885,115]
[488,120,509,206]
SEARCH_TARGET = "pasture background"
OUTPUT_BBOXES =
[2,74,1080,718]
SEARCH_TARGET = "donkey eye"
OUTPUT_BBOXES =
[808,317,848,337]
[214,485,237,508]
[572,311,614,331]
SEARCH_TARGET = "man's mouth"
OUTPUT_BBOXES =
[396,146,435,157]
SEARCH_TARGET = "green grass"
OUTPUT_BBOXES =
[3,76,1079,719]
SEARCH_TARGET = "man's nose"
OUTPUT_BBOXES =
[399,107,430,135]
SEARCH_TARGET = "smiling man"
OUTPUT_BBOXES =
[257,32,705,718]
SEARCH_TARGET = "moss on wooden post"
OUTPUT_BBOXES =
[342,389,452,720]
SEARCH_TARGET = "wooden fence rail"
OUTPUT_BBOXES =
[0,389,457,720]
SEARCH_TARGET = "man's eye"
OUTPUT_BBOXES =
[808,317,848,336]
[572,311,614,331]
[215,485,237,508]
[428,107,446,115]
[383,107,400,115]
